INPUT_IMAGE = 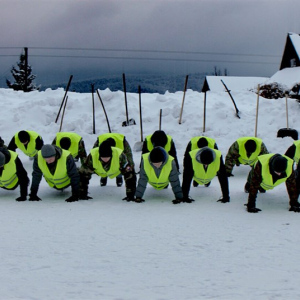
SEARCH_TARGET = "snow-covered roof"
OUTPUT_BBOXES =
[289,32,300,61]
[265,66,300,89]
[203,76,268,92]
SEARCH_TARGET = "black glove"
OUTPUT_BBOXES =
[16,196,27,201]
[29,194,41,201]
[65,195,79,202]
[289,206,300,212]
[217,197,230,203]
[226,173,234,177]
[80,195,93,200]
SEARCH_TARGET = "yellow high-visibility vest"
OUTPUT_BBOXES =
[0,151,19,189]
[91,147,123,178]
[56,132,82,158]
[257,154,293,190]
[190,149,221,185]
[190,136,216,151]
[145,134,172,152]
[98,133,124,150]
[143,152,173,190]
[15,130,41,157]
[37,149,71,189]
[237,137,262,166]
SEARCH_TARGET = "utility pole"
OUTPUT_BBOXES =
[24,47,28,92]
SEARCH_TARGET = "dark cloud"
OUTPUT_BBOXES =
[1,0,300,87]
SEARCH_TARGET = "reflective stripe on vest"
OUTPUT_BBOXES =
[0,151,19,189]
[190,136,216,151]
[237,137,262,165]
[98,133,124,150]
[38,149,71,188]
[56,132,81,157]
[91,147,122,178]
[145,134,172,153]
[143,153,173,190]
[257,154,293,190]
[190,149,221,185]
[293,140,300,164]
[15,131,40,157]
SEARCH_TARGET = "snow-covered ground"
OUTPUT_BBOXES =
[1,75,300,299]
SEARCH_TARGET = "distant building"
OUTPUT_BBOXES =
[280,32,300,70]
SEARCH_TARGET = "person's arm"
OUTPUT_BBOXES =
[78,154,94,198]
[66,155,80,197]
[123,138,135,168]
[169,160,183,199]
[135,158,148,199]
[181,154,194,198]
[15,157,29,198]
[224,142,240,175]
[246,162,262,210]
[284,144,296,160]
[30,157,43,197]
[35,136,44,151]
[169,141,180,171]
[7,136,17,152]
[260,142,269,155]
[78,140,88,164]
[217,156,230,202]
[285,170,300,209]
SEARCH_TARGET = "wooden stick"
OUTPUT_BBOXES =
[138,86,143,142]
[179,75,189,124]
[203,91,207,133]
[254,85,260,137]
[285,94,289,129]
[91,84,95,134]
[96,89,111,133]
[55,75,73,123]
[122,73,129,124]
[159,109,162,130]
[59,96,68,132]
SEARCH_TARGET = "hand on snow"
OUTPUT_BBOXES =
[226,173,234,177]
[16,196,27,201]
[29,194,41,201]
[134,197,145,203]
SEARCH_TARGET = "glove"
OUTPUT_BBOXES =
[79,195,93,200]
[226,173,234,177]
[289,206,300,212]
[29,194,41,201]
[65,195,79,202]
[16,196,27,201]
[217,197,230,203]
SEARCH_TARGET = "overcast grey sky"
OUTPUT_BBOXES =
[1,0,300,86]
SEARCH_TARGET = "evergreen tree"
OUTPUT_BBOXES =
[6,49,39,92]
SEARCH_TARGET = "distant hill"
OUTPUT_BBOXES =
[41,73,207,94]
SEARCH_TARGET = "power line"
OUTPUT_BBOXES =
[0,46,281,58]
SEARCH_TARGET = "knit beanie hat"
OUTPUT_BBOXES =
[59,137,71,150]
[244,139,257,153]
[199,148,215,165]
[99,140,112,157]
[150,147,165,163]
[0,152,5,167]
[104,137,116,147]
[197,137,209,148]
[151,130,168,147]
[18,130,30,143]
[271,155,287,173]
[41,144,56,158]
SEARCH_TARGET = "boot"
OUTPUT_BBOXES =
[193,180,199,187]
[100,177,107,186]
[204,181,211,187]
[116,176,123,187]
